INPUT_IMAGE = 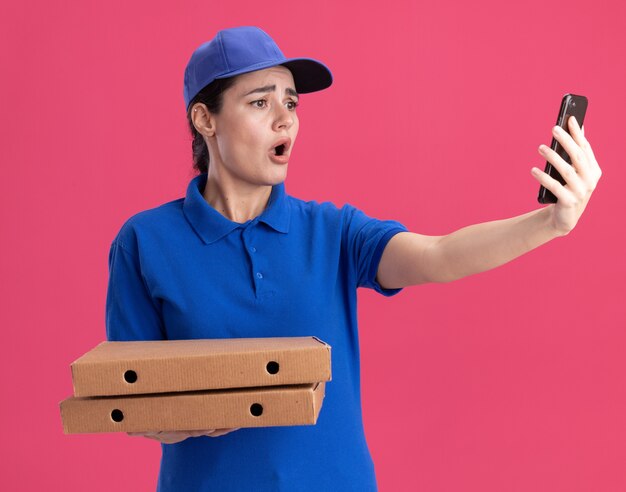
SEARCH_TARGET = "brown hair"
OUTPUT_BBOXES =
[186,76,239,174]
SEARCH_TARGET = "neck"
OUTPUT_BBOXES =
[203,171,273,224]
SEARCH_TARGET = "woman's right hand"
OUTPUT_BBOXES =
[127,428,240,444]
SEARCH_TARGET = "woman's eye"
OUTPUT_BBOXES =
[251,99,299,110]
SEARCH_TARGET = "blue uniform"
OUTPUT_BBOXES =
[106,173,407,491]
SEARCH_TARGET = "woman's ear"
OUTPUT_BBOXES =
[192,104,215,137]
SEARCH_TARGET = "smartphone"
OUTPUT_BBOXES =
[537,93,588,204]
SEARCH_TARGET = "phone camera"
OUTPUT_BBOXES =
[571,101,577,108]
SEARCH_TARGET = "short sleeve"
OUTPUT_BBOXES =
[105,238,166,341]
[342,204,408,297]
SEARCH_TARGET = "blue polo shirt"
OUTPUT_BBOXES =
[105,173,408,491]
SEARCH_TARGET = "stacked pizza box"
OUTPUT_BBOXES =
[60,337,331,434]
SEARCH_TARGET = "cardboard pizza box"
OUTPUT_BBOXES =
[60,382,325,434]
[70,336,331,397]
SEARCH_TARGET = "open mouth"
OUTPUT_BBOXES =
[270,137,291,157]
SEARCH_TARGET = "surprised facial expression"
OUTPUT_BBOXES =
[208,65,300,188]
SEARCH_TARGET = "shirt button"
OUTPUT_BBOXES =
[250,247,257,253]
[256,272,263,279]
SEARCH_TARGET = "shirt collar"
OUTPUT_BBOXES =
[183,173,291,245]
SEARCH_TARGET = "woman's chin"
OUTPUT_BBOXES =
[266,165,288,184]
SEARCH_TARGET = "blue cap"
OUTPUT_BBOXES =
[183,26,333,112]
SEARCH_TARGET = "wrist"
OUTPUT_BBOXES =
[542,205,570,238]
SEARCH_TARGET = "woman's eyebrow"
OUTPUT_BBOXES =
[242,85,299,99]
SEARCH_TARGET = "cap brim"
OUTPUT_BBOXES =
[280,58,333,94]
[214,57,333,94]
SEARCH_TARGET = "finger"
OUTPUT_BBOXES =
[209,428,240,437]
[142,431,187,444]
[186,429,216,437]
[567,116,599,177]
[128,431,159,438]
[158,436,186,444]
[208,429,232,437]
[185,431,206,438]
[538,145,586,197]
[580,130,602,180]
[531,167,577,206]
[569,116,588,142]
[552,123,588,177]
[145,433,173,443]
[154,432,191,444]
[567,116,602,189]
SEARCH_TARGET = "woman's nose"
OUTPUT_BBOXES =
[273,103,294,130]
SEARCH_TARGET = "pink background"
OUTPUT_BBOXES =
[2,0,625,490]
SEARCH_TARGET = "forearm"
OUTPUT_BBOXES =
[428,206,562,282]
[378,118,600,289]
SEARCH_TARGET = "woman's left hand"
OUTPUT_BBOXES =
[531,115,602,236]
[128,428,240,443]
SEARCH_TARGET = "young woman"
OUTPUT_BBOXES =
[106,26,601,492]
